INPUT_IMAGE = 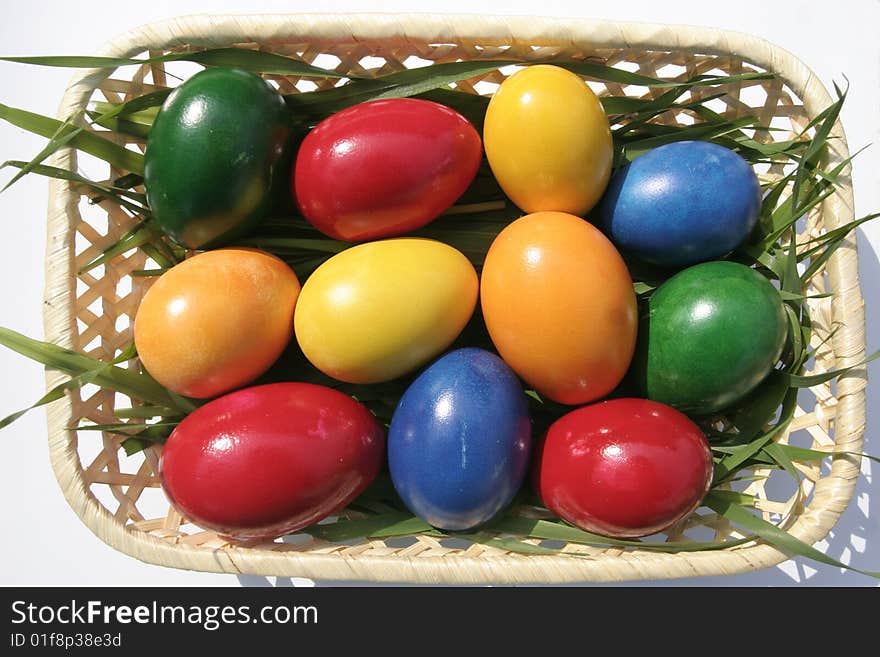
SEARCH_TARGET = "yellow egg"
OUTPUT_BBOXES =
[294,238,478,384]
[483,64,613,216]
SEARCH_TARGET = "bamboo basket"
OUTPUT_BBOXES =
[43,13,867,584]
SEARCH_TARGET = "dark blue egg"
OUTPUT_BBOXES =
[388,348,531,531]
[598,141,761,267]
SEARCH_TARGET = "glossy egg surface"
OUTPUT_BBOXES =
[159,382,385,540]
[294,238,478,384]
[388,348,531,531]
[134,248,300,399]
[480,211,638,405]
[294,98,482,241]
[145,67,291,248]
[632,260,787,414]
[599,141,762,267]
[535,398,713,537]
[483,64,613,216]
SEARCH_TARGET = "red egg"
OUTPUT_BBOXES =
[158,382,384,540]
[534,398,713,538]
[293,98,482,241]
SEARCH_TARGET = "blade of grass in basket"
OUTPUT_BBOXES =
[487,517,756,552]
[119,423,179,456]
[619,117,761,160]
[0,341,140,429]
[559,63,773,88]
[791,82,847,215]
[114,405,178,419]
[0,327,183,411]
[305,512,426,542]
[76,421,180,433]
[1,111,86,192]
[799,213,880,252]
[0,161,147,214]
[89,90,171,138]
[784,350,880,388]
[0,103,144,174]
[705,490,880,578]
[724,372,791,444]
[78,221,160,274]
[713,386,799,483]
[284,60,521,118]
[0,48,344,78]
[797,212,880,283]
[759,156,860,252]
[774,444,880,465]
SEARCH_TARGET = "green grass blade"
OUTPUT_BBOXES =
[1,161,147,214]
[286,60,520,118]
[113,405,177,419]
[785,350,880,387]
[0,379,74,430]
[0,327,182,410]
[77,221,154,274]
[304,512,422,541]
[714,387,798,482]
[705,491,879,577]
[1,49,343,78]
[0,103,144,174]
[775,444,880,465]
[489,516,754,552]
[727,372,790,443]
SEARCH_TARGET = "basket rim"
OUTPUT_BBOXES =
[41,12,867,584]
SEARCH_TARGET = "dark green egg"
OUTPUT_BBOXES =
[144,67,291,249]
[632,260,787,415]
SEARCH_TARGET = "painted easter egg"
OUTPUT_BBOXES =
[294,238,478,384]
[599,141,762,268]
[134,248,300,399]
[480,211,638,405]
[632,260,787,414]
[535,398,713,538]
[159,382,384,539]
[294,98,482,241]
[388,348,531,531]
[145,67,292,248]
[483,64,613,216]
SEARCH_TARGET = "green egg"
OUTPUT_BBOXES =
[144,67,292,249]
[632,260,788,415]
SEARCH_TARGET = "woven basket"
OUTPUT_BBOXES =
[43,13,867,584]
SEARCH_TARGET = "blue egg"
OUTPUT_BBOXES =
[598,141,761,267]
[388,348,531,531]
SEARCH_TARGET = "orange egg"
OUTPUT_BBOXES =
[480,212,637,405]
[134,248,300,399]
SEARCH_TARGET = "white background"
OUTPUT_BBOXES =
[0,0,877,587]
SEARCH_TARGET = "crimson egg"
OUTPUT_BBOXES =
[534,398,713,538]
[293,98,482,241]
[158,382,384,540]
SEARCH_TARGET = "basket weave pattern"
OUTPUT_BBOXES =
[43,14,866,583]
